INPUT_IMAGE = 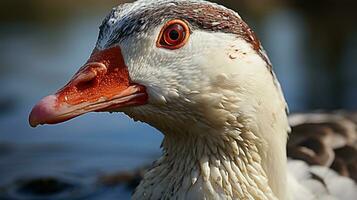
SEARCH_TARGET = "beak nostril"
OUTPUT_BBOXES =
[72,62,107,92]
[75,77,97,91]
[73,71,98,91]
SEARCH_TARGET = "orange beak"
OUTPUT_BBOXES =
[29,46,148,127]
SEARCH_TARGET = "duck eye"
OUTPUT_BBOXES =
[157,20,190,50]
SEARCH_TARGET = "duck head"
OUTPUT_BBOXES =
[30,0,278,132]
[29,1,292,199]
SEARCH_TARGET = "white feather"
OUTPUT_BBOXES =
[97,1,357,199]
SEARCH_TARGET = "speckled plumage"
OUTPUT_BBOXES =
[92,0,356,199]
[97,0,272,69]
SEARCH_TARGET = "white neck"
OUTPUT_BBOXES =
[133,118,289,200]
[127,35,291,199]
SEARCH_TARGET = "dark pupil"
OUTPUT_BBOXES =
[169,30,180,41]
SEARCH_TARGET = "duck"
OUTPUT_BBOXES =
[28,0,357,199]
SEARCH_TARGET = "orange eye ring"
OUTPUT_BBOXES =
[157,19,190,50]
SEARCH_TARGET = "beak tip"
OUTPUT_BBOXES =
[29,111,41,128]
[29,122,39,128]
[29,95,58,128]
[28,117,38,128]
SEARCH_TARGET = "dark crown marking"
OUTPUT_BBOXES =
[98,0,272,69]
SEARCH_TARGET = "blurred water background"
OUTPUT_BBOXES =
[0,0,356,199]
